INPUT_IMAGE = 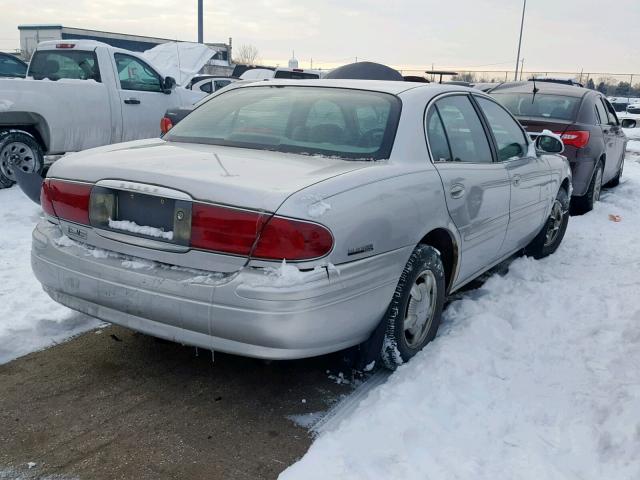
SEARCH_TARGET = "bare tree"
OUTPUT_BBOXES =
[234,44,260,65]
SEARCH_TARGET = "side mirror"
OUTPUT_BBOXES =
[535,132,564,154]
[162,76,176,94]
[621,118,637,129]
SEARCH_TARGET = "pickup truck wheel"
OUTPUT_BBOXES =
[0,132,44,189]
[380,245,445,370]
[524,188,569,259]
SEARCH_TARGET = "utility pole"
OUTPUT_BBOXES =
[198,0,204,43]
[514,0,527,81]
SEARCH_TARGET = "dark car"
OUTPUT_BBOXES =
[490,82,637,213]
[0,52,27,78]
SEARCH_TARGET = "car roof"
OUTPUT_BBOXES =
[234,78,475,96]
[489,81,591,98]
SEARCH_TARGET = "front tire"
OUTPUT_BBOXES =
[380,245,445,370]
[525,187,569,259]
[0,131,44,189]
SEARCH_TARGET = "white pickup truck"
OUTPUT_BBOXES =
[0,40,207,188]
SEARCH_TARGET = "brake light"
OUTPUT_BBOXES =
[191,203,333,260]
[40,180,55,217]
[556,130,590,149]
[55,43,75,49]
[160,116,173,134]
[253,216,333,260]
[42,179,92,224]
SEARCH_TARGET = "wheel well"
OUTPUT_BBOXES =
[0,112,50,152]
[419,228,458,293]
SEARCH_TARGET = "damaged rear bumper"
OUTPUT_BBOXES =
[31,220,407,360]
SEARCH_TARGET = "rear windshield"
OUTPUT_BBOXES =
[274,71,319,80]
[165,86,401,160]
[28,50,101,82]
[0,54,27,78]
[491,92,581,121]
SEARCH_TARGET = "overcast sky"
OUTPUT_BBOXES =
[1,0,638,74]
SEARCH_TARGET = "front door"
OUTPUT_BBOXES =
[601,98,626,181]
[474,96,550,254]
[113,53,178,141]
[426,94,511,284]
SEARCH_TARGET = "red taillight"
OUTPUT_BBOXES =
[253,216,333,260]
[42,179,91,224]
[191,204,269,256]
[160,116,173,134]
[55,43,75,49]
[41,180,56,217]
[556,130,590,149]
[190,203,333,260]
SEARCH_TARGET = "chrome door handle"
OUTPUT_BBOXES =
[450,184,466,199]
[124,98,141,105]
[512,175,521,187]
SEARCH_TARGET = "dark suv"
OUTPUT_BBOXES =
[490,82,636,213]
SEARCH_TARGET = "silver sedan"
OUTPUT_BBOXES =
[31,79,571,369]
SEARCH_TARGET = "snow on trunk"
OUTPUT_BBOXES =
[280,154,640,479]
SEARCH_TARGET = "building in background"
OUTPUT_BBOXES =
[17,25,233,75]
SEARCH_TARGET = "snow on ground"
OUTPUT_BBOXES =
[281,152,640,479]
[0,187,101,365]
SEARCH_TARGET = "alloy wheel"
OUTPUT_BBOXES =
[544,199,564,247]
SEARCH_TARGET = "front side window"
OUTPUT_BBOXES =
[29,50,101,82]
[165,86,401,160]
[603,99,619,125]
[213,80,231,91]
[434,95,493,163]
[475,97,528,161]
[492,92,581,121]
[0,54,27,78]
[114,53,162,92]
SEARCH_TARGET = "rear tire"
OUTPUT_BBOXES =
[525,187,569,259]
[0,131,44,190]
[380,245,445,370]
[572,161,603,214]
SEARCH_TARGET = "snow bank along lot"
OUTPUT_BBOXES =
[0,188,101,364]
[1,134,639,479]
[282,140,640,479]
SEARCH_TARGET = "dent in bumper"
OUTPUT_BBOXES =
[31,221,407,360]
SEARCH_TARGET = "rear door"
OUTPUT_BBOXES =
[474,95,550,254]
[113,53,180,141]
[426,94,511,283]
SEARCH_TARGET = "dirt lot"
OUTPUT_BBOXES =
[0,326,352,480]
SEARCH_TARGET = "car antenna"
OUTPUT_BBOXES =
[532,76,539,104]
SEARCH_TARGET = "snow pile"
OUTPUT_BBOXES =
[0,188,101,365]
[281,158,640,479]
[108,219,174,241]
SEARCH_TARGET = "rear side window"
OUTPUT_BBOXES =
[114,53,162,92]
[425,108,452,162]
[492,93,580,121]
[434,95,493,163]
[475,97,528,161]
[29,50,101,82]
[0,54,27,78]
